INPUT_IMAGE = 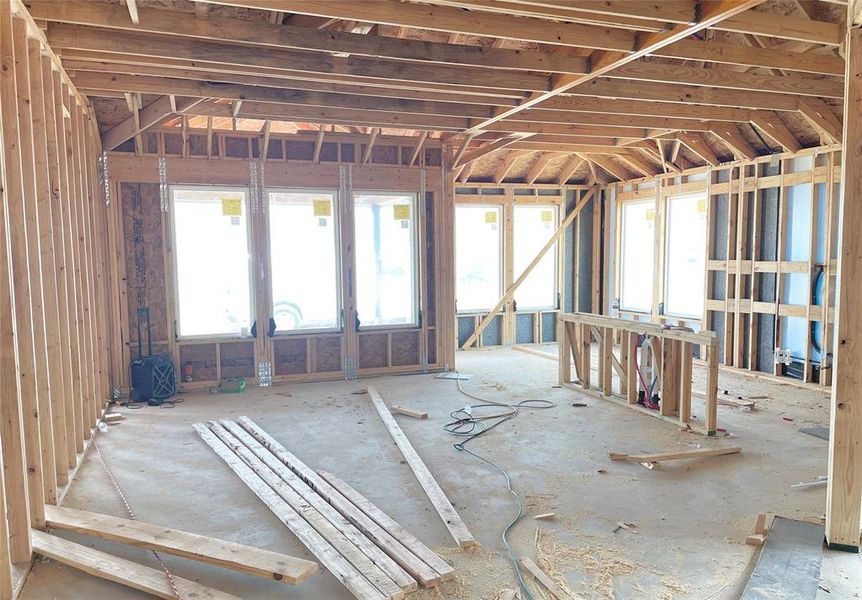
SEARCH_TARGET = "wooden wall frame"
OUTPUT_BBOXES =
[453,182,594,349]
[106,130,452,392]
[608,145,842,389]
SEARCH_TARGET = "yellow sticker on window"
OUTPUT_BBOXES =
[221,197,242,216]
[485,211,498,224]
[645,208,655,221]
[393,204,411,220]
[313,199,332,217]
[697,199,707,214]
[541,210,553,223]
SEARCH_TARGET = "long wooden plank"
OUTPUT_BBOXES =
[31,530,240,600]
[203,422,403,599]
[462,186,595,349]
[193,423,387,600]
[43,505,318,585]
[218,420,417,592]
[608,446,742,463]
[236,417,449,585]
[238,417,454,587]
[316,469,456,581]
[366,387,475,549]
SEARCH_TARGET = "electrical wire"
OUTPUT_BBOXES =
[443,373,555,600]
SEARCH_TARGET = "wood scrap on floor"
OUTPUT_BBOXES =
[194,417,454,600]
[519,556,574,599]
[533,513,556,521]
[366,386,477,548]
[31,530,241,600]
[103,412,124,424]
[43,505,318,584]
[608,446,742,466]
[613,521,638,534]
[389,405,428,419]
[746,513,771,547]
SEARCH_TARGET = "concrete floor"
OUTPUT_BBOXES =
[19,346,860,599]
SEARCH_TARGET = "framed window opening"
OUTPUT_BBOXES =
[455,204,504,313]
[664,193,708,319]
[267,188,342,334]
[170,185,254,339]
[353,191,420,329]
[513,203,559,311]
[619,197,656,314]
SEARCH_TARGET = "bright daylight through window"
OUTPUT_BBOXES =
[514,204,558,309]
[354,193,418,328]
[172,187,252,338]
[268,190,341,332]
[455,205,502,312]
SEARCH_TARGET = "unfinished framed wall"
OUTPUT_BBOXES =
[106,129,452,393]
[0,0,112,596]
[608,145,842,388]
[453,183,596,349]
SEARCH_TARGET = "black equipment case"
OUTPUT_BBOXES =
[129,307,176,403]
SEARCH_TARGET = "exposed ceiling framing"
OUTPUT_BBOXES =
[40,0,848,184]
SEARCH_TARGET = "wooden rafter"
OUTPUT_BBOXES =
[409,130,429,166]
[361,127,380,164]
[556,155,584,185]
[124,0,139,24]
[101,94,205,150]
[454,134,531,168]
[799,96,843,143]
[524,152,562,184]
[494,150,530,184]
[749,112,803,153]
[458,0,769,135]
[676,132,722,167]
[708,123,758,161]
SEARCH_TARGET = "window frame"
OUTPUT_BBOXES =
[618,196,657,315]
[663,192,708,320]
[265,187,344,336]
[455,203,505,315]
[352,190,421,331]
[513,202,560,312]
[169,184,255,341]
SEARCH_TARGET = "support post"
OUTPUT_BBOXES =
[826,12,862,553]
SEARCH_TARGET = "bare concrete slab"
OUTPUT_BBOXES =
[19,347,840,599]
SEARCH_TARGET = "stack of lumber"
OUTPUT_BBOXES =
[194,416,455,600]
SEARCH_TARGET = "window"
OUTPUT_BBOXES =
[514,204,558,310]
[268,190,340,332]
[619,198,656,313]
[171,187,252,338]
[455,205,503,312]
[664,194,707,318]
[353,192,418,328]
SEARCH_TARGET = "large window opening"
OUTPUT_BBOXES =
[353,192,418,328]
[171,187,252,338]
[514,204,558,310]
[268,189,341,333]
[455,205,503,312]
[619,198,656,313]
[664,193,707,318]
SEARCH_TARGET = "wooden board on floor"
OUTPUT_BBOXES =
[236,417,449,587]
[31,530,240,600]
[519,556,572,599]
[609,446,741,463]
[193,423,388,600]
[43,505,318,585]
[316,469,456,580]
[366,387,476,548]
[390,405,428,420]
